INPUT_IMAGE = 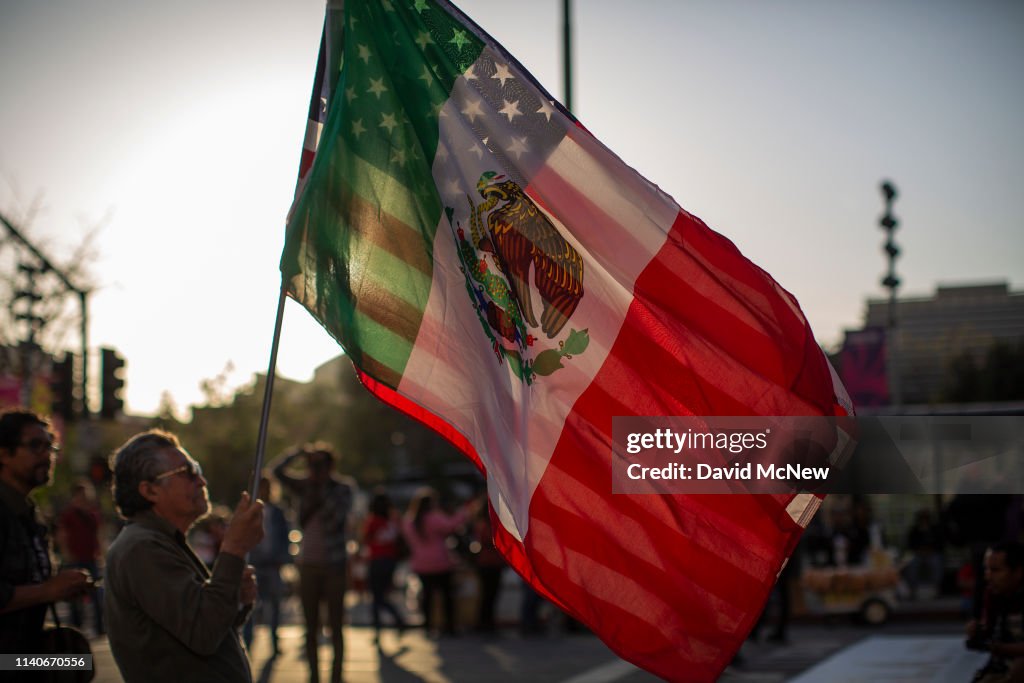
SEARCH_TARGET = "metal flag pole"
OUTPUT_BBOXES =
[251,284,288,497]
[563,0,573,113]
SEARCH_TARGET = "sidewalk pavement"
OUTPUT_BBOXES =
[786,635,987,683]
[87,599,968,682]
[90,622,971,683]
[90,625,664,683]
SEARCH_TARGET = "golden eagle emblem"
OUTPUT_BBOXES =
[450,171,589,383]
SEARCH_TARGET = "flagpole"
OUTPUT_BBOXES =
[251,283,288,497]
[562,0,573,113]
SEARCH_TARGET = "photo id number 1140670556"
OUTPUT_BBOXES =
[1,655,91,670]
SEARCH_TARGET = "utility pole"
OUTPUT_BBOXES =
[879,180,901,408]
[562,0,573,113]
[13,263,45,405]
[1,211,91,417]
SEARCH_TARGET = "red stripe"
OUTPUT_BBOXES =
[355,367,485,474]
[676,213,835,404]
[527,150,833,414]
[298,147,316,180]
[353,205,841,680]
[521,210,840,682]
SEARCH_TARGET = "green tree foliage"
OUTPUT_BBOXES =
[170,356,466,505]
[29,356,467,521]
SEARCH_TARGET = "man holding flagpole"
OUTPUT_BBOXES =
[104,430,264,683]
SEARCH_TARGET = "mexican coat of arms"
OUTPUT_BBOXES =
[449,171,589,383]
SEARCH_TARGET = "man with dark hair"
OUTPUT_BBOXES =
[966,541,1024,682]
[104,429,264,683]
[270,443,356,683]
[0,409,92,654]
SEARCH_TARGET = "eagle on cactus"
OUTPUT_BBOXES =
[469,171,585,339]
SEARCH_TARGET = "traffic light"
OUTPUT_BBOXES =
[51,354,75,420]
[100,347,125,419]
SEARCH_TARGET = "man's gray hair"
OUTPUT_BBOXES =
[109,429,180,518]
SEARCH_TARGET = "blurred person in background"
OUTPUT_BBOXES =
[965,541,1024,682]
[470,492,505,634]
[750,541,802,645]
[57,479,106,636]
[270,443,356,683]
[519,580,545,637]
[947,494,1013,620]
[361,488,407,644]
[403,487,468,637]
[242,476,291,656]
[848,496,884,566]
[105,429,263,683]
[190,505,230,569]
[0,410,91,656]
[903,508,944,601]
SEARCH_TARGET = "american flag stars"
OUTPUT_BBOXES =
[333,2,566,187]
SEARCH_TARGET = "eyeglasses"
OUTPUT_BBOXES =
[18,439,59,455]
[152,460,203,483]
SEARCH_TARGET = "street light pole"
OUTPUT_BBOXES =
[562,0,573,114]
[879,180,901,408]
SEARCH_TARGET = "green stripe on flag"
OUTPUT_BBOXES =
[359,352,404,390]
[326,168,434,277]
[348,241,431,338]
[283,0,486,388]
[350,308,414,374]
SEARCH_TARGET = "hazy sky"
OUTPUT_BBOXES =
[2,0,1022,416]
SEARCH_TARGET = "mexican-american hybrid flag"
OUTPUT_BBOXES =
[281,1,852,680]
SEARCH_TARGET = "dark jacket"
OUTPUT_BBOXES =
[104,511,252,683]
[0,479,52,653]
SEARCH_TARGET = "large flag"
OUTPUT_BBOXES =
[281,1,852,680]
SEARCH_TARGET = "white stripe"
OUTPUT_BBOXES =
[288,118,326,214]
[542,131,677,266]
[305,117,324,154]
[396,49,677,542]
[829,426,854,467]
[491,480,521,542]
[395,228,608,540]
[558,660,638,683]
[786,493,821,528]
[828,357,854,416]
